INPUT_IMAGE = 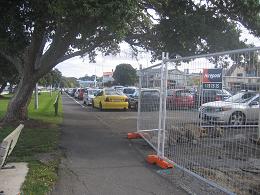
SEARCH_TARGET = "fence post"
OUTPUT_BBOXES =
[161,52,169,158]
[137,64,142,132]
[54,94,59,116]
[258,91,260,139]
[157,52,168,158]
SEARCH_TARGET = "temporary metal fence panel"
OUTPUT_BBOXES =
[137,61,162,153]
[137,47,260,195]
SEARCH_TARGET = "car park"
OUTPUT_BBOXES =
[93,88,128,110]
[166,89,195,109]
[200,92,259,125]
[83,88,101,105]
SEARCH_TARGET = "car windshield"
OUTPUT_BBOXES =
[132,91,139,97]
[105,89,124,95]
[123,88,136,94]
[88,90,99,95]
[225,92,257,103]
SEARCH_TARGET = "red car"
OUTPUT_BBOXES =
[167,89,195,109]
[78,88,86,100]
[74,88,85,100]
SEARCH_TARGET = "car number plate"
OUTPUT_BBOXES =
[113,99,121,102]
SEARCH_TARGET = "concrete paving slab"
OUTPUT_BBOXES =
[0,163,28,195]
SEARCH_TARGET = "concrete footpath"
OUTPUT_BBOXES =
[0,163,28,195]
[51,95,186,195]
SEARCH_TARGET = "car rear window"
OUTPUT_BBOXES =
[123,88,136,94]
[105,89,124,95]
[142,91,159,97]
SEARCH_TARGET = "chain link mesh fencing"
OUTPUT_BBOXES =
[137,48,260,195]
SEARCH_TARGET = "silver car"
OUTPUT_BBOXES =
[83,89,101,105]
[200,92,259,125]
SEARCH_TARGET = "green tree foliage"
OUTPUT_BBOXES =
[207,0,260,37]
[60,77,79,88]
[79,75,102,82]
[113,64,137,86]
[0,57,19,91]
[38,68,62,88]
[126,1,252,60]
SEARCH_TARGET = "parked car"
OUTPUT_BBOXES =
[74,88,85,100]
[199,92,259,125]
[195,88,232,105]
[83,88,101,105]
[167,89,195,109]
[93,88,128,110]
[68,88,76,97]
[122,87,137,98]
[128,89,160,111]
[112,85,124,92]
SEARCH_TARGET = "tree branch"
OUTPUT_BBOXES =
[0,50,23,74]
[56,49,87,64]
[34,21,79,78]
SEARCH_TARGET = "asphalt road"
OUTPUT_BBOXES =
[51,94,187,195]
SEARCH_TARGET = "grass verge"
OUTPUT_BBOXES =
[0,91,63,195]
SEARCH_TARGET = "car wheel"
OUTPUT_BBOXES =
[99,102,103,111]
[229,112,246,126]
[83,101,86,104]
[92,100,95,108]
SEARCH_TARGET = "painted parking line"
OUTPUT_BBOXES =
[65,93,86,108]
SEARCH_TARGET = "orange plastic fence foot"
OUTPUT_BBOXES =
[127,132,142,139]
[146,155,173,169]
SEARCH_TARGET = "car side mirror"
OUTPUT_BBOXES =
[250,101,259,106]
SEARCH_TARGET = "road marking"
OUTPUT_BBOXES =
[65,93,86,108]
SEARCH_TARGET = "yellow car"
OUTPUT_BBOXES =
[93,88,128,110]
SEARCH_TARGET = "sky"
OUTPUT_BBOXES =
[56,26,260,79]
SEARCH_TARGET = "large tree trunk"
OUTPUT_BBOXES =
[2,74,36,123]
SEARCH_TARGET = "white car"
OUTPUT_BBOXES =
[112,85,124,92]
[200,92,259,126]
[83,89,101,105]
[74,88,80,98]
